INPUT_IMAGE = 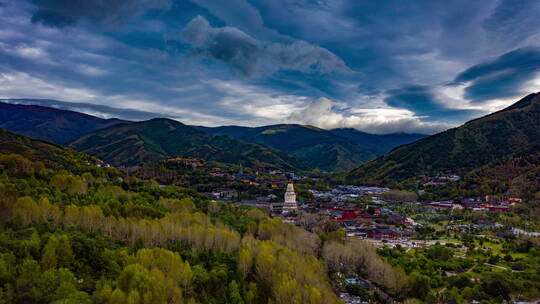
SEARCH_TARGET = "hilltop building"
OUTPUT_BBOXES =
[282,182,298,214]
[167,157,204,168]
[235,164,255,181]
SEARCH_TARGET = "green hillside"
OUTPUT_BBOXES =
[0,127,341,304]
[69,118,309,170]
[346,92,540,186]
[196,124,375,172]
[329,128,426,155]
[424,150,540,201]
[0,128,98,170]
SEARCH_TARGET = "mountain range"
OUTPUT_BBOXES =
[0,92,538,183]
[196,124,376,171]
[196,125,425,171]
[0,102,125,145]
[69,118,310,170]
[0,100,425,171]
[346,92,540,186]
[0,127,94,170]
[329,128,426,156]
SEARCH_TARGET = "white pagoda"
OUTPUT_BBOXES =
[282,182,297,214]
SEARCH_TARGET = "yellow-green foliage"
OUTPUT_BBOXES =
[323,239,407,296]
[0,148,342,304]
[0,154,44,176]
[158,197,195,213]
[241,236,340,304]
[98,248,194,304]
[257,218,320,255]
[9,201,241,252]
[51,174,87,194]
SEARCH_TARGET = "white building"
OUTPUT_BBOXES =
[282,182,297,214]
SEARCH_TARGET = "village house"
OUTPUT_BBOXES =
[211,188,238,200]
[168,157,204,168]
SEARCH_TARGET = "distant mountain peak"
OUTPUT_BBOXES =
[501,92,540,111]
[196,124,427,172]
[69,118,309,170]
[0,102,127,145]
[347,92,540,185]
[466,91,540,125]
[146,117,182,124]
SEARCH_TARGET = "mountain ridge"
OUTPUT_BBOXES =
[69,118,311,170]
[196,124,377,172]
[0,127,97,170]
[346,92,540,186]
[0,101,127,145]
[0,100,427,172]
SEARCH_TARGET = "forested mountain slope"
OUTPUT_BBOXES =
[329,128,426,155]
[0,101,425,173]
[70,118,309,170]
[0,128,346,304]
[0,127,98,170]
[196,124,375,172]
[347,92,540,186]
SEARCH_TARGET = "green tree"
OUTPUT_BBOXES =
[482,273,511,301]
[407,273,430,300]
[229,280,244,304]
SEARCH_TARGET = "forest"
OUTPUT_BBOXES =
[0,149,420,304]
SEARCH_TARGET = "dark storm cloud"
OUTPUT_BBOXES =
[180,16,351,76]
[181,16,261,75]
[384,85,483,122]
[29,0,171,27]
[248,0,498,96]
[454,47,540,102]
[385,86,437,113]
[483,0,540,49]
[2,0,540,134]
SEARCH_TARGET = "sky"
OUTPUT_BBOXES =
[1,0,540,134]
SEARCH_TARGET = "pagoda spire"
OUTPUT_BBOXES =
[282,182,297,214]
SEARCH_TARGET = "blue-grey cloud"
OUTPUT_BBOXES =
[454,47,540,102]
[2,0,540,135]
[384,85,483,123]
[180,16,351,76]
[188,0,284,40]
[385,86,437,113]
[181,16,261,75]
[483,0,540,50]
[29,0,171,28]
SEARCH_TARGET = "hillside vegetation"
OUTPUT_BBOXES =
[347,93,540,187]
[197,124,375,172]
[0,128,343,304]
[70,118,310,170]
[329,128,426,155]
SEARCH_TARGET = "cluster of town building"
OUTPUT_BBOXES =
[304,185,416,240]
[209,164,290,188]
[425,196,522,212]
[152,158,528,244]
[422,173,460,186]
[167,157,205,168]
[310,185,390,202]
[207,169,422,241]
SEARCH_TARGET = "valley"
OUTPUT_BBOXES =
[3,2,540,303]
[0,93,538,304]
